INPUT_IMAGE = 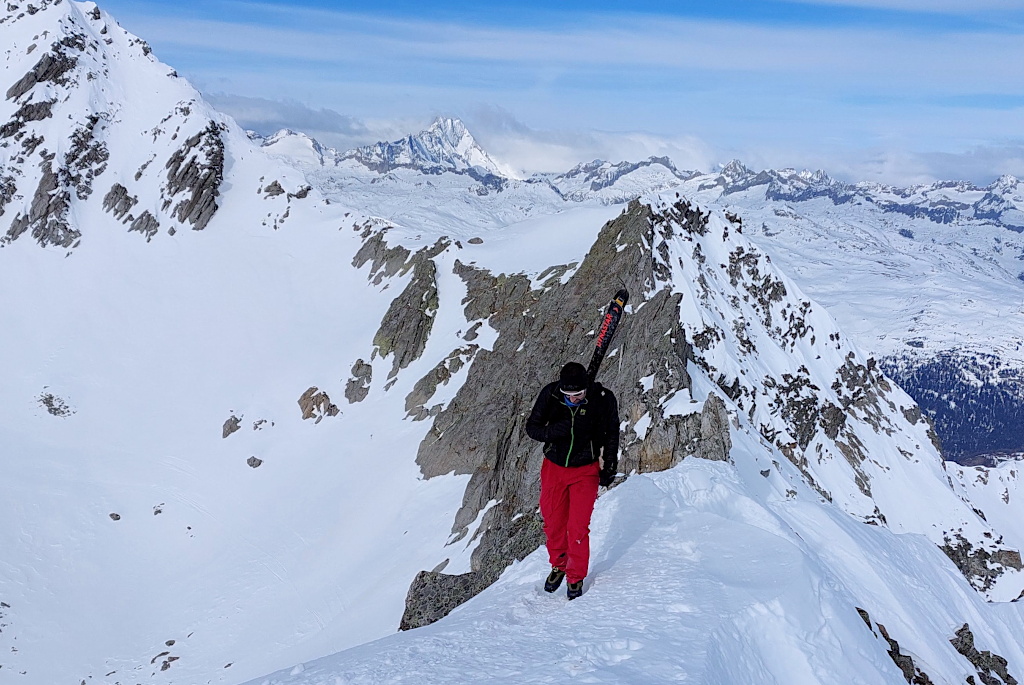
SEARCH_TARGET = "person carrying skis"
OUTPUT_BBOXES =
[526,361,619,600]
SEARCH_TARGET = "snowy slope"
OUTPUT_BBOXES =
[250,445,1024,685]
[0,2,477,683]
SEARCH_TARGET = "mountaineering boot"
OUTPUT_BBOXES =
[567,579,584,600]
[544,567,566,593]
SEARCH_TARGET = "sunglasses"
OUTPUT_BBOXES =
[560,388,586,399]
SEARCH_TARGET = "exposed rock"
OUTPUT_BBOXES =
[262,180,284,197]
[102,183,137,220]
[405,346,478,420]
[5,46,78,101]
[298,387,340,424]
[38,391,74,417]
[164,121,224,231]
[128,211,159,241]
[60,115,109,200]
[4,116,108,248]
[856,607,936,684]
[400,570,486,631]
[950,623,1019,685]
[372,248,441,379]
[400,512,543,631]
[345,359,373,403]
[352,224,448,286]
[109,513,120,521]
[222,415,241,438]
[0,175,15,217]
[247,457,263,469]
[404,200,731,627]
[0,98,55,138]
[940,532,1023,593]
[3,160,77,247]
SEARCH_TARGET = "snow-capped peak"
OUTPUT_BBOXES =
[342,116,517,179]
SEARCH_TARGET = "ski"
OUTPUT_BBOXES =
[586,288,629,381]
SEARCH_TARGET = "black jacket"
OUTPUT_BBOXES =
[526,380,619,472]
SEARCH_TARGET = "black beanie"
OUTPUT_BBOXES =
[559,362,588,392]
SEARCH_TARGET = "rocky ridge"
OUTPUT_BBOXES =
[348,194,1024,628]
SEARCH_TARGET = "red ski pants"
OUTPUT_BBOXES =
[540,459,599,584]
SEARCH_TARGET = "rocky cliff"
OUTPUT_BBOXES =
[343,196,1024,628]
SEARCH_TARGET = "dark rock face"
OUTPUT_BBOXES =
[61,115,109,200]
[4,160,79,248]
[298,387,340,424]
[856,607,936,684]
[3,111,108,248]
[0,175,17,217]
[401,200,733,628]
[950,623,1019,685]
[103,183,137,220]
[5,43,79,101]
[0,99,56,138]
[103,183,160,241]
[222,415,242,439]
[940,532,1023,593]
[373,254,439,380]
[164,121,225,231]
[345,359,373,403]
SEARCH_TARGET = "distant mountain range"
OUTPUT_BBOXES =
[257,121,1024,465]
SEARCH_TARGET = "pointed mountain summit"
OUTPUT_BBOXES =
[341,116,516,178]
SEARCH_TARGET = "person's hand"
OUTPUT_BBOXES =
[599,469,615,487]
[544,420,572,440]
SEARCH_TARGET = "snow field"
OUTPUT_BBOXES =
[248,431,1024,685]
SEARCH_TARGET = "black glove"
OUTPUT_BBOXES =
[544,420,572,440]
[599,468,615,487]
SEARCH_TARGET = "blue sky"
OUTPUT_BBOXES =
[98,0,1024,184]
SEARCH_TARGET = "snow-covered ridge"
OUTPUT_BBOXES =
[0,0,313,251]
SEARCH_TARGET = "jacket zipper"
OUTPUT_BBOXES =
[565,407,577,467]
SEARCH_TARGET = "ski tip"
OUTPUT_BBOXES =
[613,288,629,306]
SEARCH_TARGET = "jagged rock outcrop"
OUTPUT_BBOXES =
[950,623,1019,685]
[366,240,446,379]
[940,532,1023,593]
[298,387,339,424]
[222,415,241,438]
[5,33,80,101]
[102,183,160,240]
[4,160,79,247]
[163,121,224,231]
[402,200,735,628]
[856,608,936,684]
[0,174,15,216]
[345,359,373,403]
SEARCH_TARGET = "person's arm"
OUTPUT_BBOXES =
[525,385,571,442]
